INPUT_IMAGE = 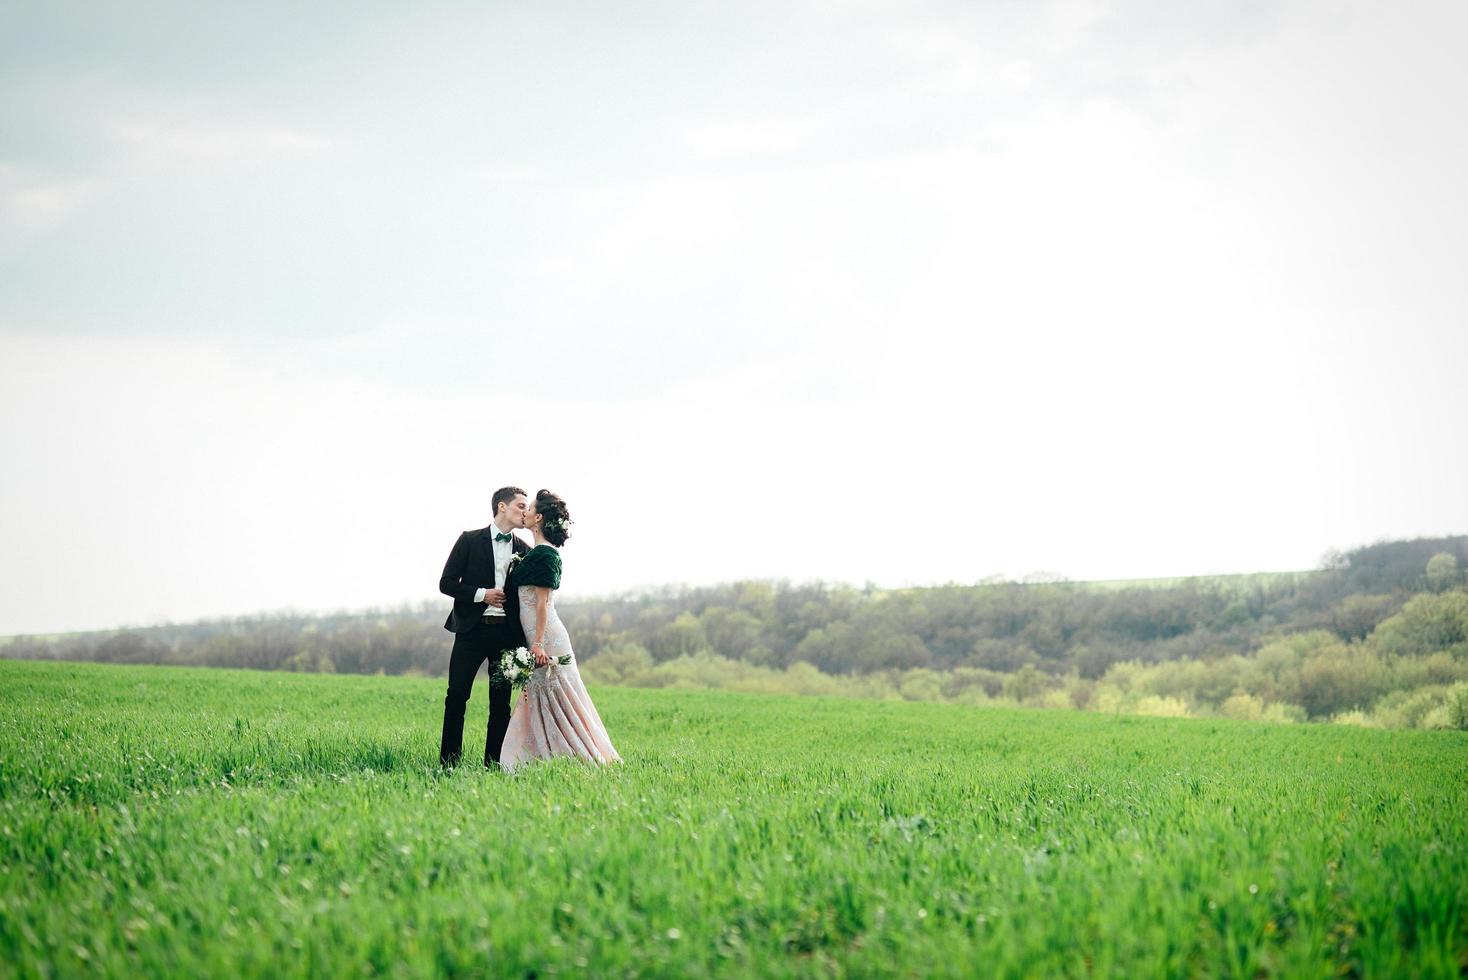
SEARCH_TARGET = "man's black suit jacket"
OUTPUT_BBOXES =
[439,527,531,641]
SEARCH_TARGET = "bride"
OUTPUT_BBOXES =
[498,489,622,773]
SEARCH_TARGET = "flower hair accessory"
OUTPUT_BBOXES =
[543,517,572,531]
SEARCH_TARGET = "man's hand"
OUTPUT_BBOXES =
[483,588,506,608]
[532,643,549,667]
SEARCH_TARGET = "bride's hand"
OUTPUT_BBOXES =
[532,643,548,667]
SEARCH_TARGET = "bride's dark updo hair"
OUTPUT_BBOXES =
[536,489,572,547]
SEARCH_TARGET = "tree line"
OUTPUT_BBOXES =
[6,535,1467,728]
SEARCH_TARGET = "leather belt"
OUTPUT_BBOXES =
[481,614,509,625]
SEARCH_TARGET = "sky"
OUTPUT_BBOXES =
[2,0,1465,636]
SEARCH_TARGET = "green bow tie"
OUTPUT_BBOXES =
[494,531,513,542]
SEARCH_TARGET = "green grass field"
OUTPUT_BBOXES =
[1,659,1464,978]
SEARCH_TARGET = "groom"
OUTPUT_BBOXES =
[437,485,531,769]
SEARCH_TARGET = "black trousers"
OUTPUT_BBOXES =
[439,619,515,768]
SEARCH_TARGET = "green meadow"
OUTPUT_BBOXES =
[1,659,1464,978]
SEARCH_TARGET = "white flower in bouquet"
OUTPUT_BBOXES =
[494,646,572,687]
[495,647,534,687]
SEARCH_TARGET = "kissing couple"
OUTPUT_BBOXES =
[436,486,622,773]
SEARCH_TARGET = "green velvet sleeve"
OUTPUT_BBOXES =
[514,547,562,590]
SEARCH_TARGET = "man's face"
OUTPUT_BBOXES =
[506,494,529,528]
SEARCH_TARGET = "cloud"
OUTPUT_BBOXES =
[1088,0,1287,52]
[684,118,815,158]
[108,116,329,164]
[0,164,97,244]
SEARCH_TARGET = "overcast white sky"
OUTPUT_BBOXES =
[2,0,1465,635]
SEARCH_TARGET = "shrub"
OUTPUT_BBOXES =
[898,668,944,702]
[1098,660,1146,694]
[1297,645,1390,718]
[1220,692,1264,721]
[1239,631,1335,703]
[1259,702,1305,724]
[941,667,1005,700]
[783,661,843,697]
[1372,686,1450,730]
[1329,594,1401,641]
[581,644,655,686]
[1370,592,1468,658]
[1065,677,1096,710]
[647,613,710,662]
[1389,651,1468,689]
[1089,684,1125,713]
[1444,681,1468,731]
[1133,695,1190,718]
[1425,553,1461,592]
[1039,689,1072,711]
[1420,705,1455,730]
[1002,664,1046,702]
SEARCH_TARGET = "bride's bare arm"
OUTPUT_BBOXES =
[532,586,551,665]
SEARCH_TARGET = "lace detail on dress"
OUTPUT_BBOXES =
[498,583,622,772]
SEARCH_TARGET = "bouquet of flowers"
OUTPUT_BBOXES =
[494,646,571,687]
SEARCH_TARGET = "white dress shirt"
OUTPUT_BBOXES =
[472,525,517,617]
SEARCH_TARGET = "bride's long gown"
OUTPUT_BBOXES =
[499,576,622,773]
